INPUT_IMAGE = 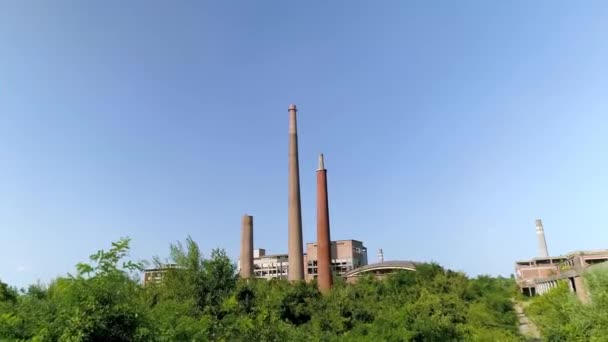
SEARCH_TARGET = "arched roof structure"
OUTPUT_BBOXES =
[343,260,417,279]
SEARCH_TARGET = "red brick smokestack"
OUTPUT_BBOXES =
[240,214,253,279]
[316,153,332,293]
[288,104,304,281]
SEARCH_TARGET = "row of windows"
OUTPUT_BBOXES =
[145,272,163,278]
[255,270,288,276]
[307,259,354,266]
[307,266,352,275]
[254,264,287,269]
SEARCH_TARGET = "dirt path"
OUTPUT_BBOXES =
[513,300,541,341]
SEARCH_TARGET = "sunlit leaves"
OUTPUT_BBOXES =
[0,237,530,341]
[526,267,608,341]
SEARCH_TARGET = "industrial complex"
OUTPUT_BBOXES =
[145,104,607,298]
[237,239,368,282]
[144,104,419,289]
[515,219,608,302]
[236,104,418,291]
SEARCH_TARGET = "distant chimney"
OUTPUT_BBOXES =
[240,215,254,279]
[378,249,384,263]
[535,219,549,258]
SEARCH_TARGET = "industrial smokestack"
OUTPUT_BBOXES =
[287,104,304,281]
[240,214,254,279]
[316,153,332,293]
[378,249,384,263]
[535,219,549,258]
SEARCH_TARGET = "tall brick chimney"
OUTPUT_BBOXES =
[287,104,304,281]
[535,219,549,258]
[240,214,254,279]
[316,153,332,293]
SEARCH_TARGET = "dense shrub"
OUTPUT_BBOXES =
[0,238,522,341]
[527,266,608,341]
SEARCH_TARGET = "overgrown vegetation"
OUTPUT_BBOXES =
[526,266,608,341]
[0,237,522,341]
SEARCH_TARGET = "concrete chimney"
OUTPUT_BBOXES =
[535,219,549,258]
[240,214,254,279]
[316,153,332,293]
[378,249,384,263]
[288,104,304,281]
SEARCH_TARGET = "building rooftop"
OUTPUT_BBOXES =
[516,249,608,265]
[143,263,180,272]
[306,239,364,245]
[565,249,608,257]
[343,260,417,277]
[256,253,288,259]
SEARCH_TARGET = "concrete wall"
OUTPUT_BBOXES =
[304,240,368,281]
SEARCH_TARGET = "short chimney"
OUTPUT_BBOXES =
[240,215,254,278]
[316,153,333,294]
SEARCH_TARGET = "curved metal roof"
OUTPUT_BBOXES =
[343,260,417,277]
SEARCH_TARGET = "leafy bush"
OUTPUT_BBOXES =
[0,238,523,341]
[526,266,608,341]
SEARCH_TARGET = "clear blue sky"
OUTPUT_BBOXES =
[1,1,607,288]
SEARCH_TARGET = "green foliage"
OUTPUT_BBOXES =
[75,238,143,279]
[0,280,18,304]
[1,238,153,341]
[526,267,608,341]
[526,282,589,341]
[0,238,524,341]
